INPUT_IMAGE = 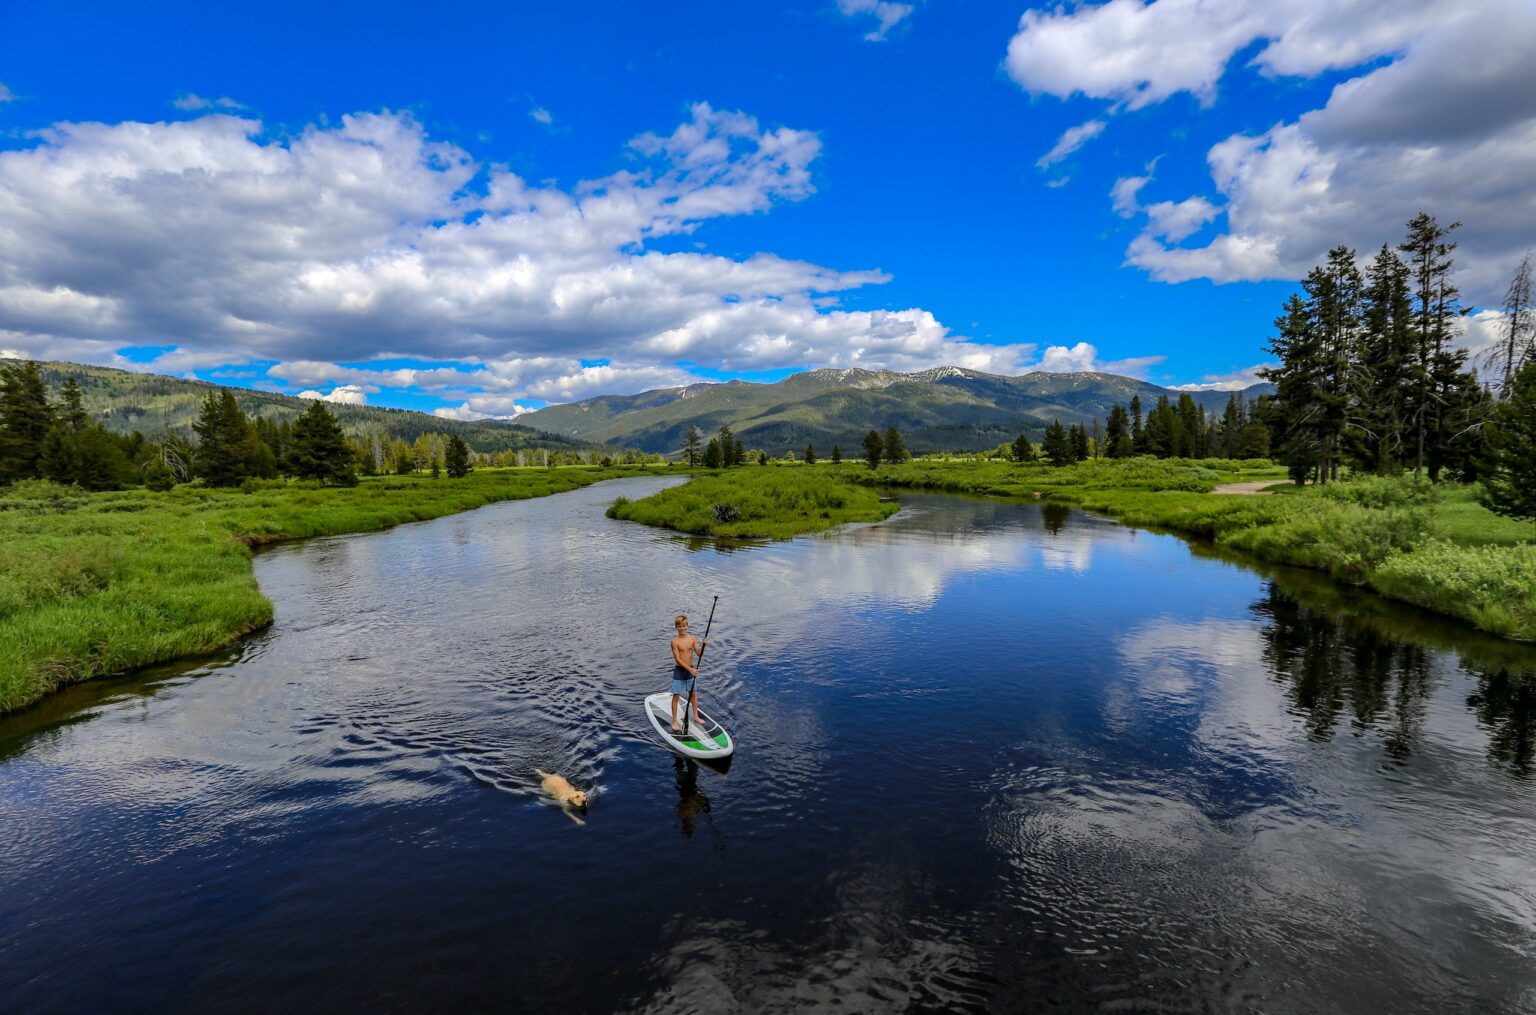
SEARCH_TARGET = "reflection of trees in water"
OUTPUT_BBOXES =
[1466,667,1536,779]
[1041,502,1070,536]
[1251,584,1430,759]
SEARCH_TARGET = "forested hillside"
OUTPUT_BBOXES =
[30,361,589,454]
[520,365,1272,455]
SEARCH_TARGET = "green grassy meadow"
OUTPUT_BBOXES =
[0,466,663,713]
[606,467,898,538]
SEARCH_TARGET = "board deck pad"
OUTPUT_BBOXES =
[645,692,734,758]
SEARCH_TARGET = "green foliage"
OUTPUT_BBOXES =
[0,360,56,483]
[1482,360,1536,523]
[1374,541,1536,640]
[193,389,260,487]
[607,468,898,538]
[444,434,471,478]
[0,466,656,713]
[882,426,908,464]
[862,429,883,469]
[1010,433,1035,463]
[804,442,817,465]
[286,400,356,485]
[1042,420,1075,466]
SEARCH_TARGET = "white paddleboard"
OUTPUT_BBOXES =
[644,691,735,760]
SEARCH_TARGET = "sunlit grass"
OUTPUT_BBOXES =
[607,467,897,539]
[0,467,663,712]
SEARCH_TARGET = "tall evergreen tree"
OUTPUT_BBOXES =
[0,360,55,483]
[1010,433,1035,463]
[681,425,703,467]
[1482,359,1536,525]
[39,426,77,483]
[703,438,722,469]
[804,442,817,464]
[1176,393,1203,458]
[444,434,471,477]
[1129,395,1146,454]
[1042,420,1075,466]
[1399,213,1467,479]
[882,426,908,463]
[862,429,883,469]
[830,444,842,465]
[1217,394,1244,458]
[1105,404,1131,458]
[716,425,736,468]
[1498,254,1533,399]
[192,390,258,487]
[1352,245,1415,474]
[286,399,356,484]
[1262,294,1325,483]
[59,377,89,432]
[73,426,131,491]
[1069,422,1089,461]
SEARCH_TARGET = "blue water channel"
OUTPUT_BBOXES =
[2,475,1534,1012]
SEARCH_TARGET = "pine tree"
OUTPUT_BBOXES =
[831,445,842,465]
[1129,395,1146,454]
[192,390,257,487]
[1482,359,1536,524]
[703,438,722,469]
[1090,417,1103,460]
[1042,420,1074,466]
[1105,404,1132,457]
[1010,433,1035,462]
[59,377,89,432]
[1176,394,1203,458]
[804,442,817,464]
[715,425,736,468]
[445,434,471,477]
[681,425,703,467]
[862,430,883,469]
[39,425,77,483]
[287,399,357,484]
[0,360,56,482]
[1069,422,1089,461]
[73,426,131,491]
[1499,254,1534,399]
[1399,213,1467,480]
[882,426,908,463]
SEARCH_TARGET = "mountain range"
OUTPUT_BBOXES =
[30,361,589,454]
[520,366,1273,455]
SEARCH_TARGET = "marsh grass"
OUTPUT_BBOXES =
[0,467,656,712]
[606,468,897,539]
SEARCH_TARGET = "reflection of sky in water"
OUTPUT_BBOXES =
[1,478,1534,1012]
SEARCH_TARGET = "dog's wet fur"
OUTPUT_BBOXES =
[535,769,589,810]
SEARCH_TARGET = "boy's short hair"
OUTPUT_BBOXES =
[674,614,688,628]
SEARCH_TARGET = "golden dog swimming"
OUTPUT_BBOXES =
[535,769,589,810]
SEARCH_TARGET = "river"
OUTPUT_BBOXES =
[2,475,1534,1012]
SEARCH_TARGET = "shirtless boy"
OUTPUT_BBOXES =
[669,614,708,733]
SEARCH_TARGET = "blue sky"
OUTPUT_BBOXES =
[0,1,1531,418]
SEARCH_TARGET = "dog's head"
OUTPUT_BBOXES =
[569,790,589,809]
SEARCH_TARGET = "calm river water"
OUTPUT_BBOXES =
[3,476,1535,1013]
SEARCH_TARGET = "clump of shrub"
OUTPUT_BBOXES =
[1375,541,1536,641]
[607,469,896,538]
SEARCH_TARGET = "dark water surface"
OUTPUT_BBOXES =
[3,476,1535,1013]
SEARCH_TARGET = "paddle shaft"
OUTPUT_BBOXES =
[683,596,718,736]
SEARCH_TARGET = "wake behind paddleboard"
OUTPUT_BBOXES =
[644,692,734,760]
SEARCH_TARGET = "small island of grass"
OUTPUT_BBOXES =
[606,468,898,538]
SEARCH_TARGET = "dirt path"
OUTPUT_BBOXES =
[1210,480,1279,495]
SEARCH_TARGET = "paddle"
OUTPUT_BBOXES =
[683,595,718,738]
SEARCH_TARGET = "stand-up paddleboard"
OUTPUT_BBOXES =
[645,692,734,759]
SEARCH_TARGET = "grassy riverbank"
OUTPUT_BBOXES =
[855,458,1536,641]
[0,466,663,713]
[606,468,898,538]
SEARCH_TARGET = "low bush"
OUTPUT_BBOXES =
[608,469,897,538]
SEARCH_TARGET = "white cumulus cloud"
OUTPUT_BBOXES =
[1010,0,1536,305]
[0,101,1146,405]
[296,384,368,405]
